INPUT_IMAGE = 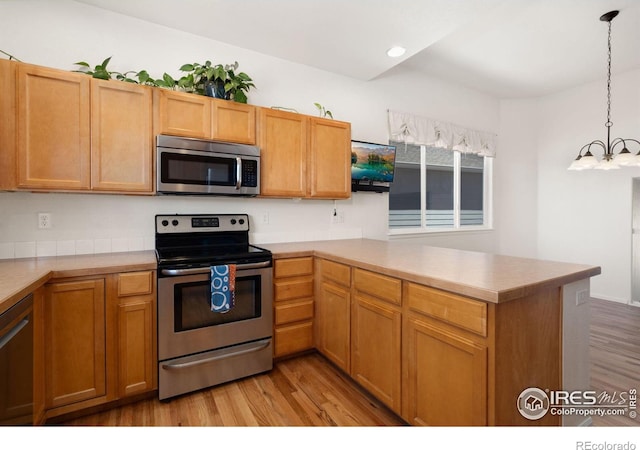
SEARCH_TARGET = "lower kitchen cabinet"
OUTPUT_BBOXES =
[315,259,351,372]
[44,278,109,411]
[402,281,489,426]
[113,271,157,397]
[403,315,487,426]
[273,257,314,358]
[351,269,402,414]
[41,270,156,419]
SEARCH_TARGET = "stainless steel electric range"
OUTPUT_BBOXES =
[155,214,273,400]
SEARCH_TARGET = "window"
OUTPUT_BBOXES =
[388,141,492,232]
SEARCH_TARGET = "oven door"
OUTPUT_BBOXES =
[158,261,273,362]
[157,148,259,196]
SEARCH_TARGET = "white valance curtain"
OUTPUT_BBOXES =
[388,110,497,157]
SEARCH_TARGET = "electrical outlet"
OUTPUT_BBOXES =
[38,213,52,229]
[262,212,270,224]
[576,289,589,306]
[331,210,344,224]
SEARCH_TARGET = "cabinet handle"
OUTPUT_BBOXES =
[0,318,29,351]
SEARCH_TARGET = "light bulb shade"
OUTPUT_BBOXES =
[616,148,639,166]
[594,157,620,170]
[568,158,584,171]
[575,153,598,169]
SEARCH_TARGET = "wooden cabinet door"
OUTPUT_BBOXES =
[351,294,401,413]
[91,79,153,193]
[44,279,106,409]
[308,117,351,199]
[0,59,16,190]
[17,64,90,190]
[258,108,308,197]
[118,300,155,396]
[211,98,256,144]
[154,89,212,139]
[114,271,156,397]
[404,315,487,426]
[317,281,350,372]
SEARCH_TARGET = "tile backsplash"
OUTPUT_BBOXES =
[0,237,155,260]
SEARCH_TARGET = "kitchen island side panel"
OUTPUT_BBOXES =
[492,286,562,426]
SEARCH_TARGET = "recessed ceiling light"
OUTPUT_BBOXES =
[386,46,406,58]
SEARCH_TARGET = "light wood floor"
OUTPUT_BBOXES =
[61,352,405,426]
[590,298,640,426]
[61,298,640,427]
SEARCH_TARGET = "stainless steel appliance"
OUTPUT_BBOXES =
[156,135,260,196]
[0,294,33,425]
[156,214,273,400]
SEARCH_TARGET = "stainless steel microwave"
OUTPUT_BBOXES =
[156,135,260,196]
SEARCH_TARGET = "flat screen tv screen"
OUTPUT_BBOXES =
[350,140,396,183]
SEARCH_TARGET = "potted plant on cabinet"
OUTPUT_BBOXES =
[179,60,255,103]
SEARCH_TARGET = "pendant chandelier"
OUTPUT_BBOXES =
[568,10,640,171]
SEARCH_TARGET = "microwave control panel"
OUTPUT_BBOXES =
[242,160,258,187]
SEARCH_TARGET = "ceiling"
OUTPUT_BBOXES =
[74,0,640,98]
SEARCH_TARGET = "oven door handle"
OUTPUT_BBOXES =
[160,260,271,276]
[161,339,271,371]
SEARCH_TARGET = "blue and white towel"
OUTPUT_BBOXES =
[210,264,236,313]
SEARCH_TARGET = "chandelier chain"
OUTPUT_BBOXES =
[606,20,612,127]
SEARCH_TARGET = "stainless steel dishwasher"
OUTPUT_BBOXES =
[0,294,33,425]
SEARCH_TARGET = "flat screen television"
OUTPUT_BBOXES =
[350,140,396,192]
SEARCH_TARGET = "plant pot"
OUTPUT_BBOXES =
[204,80,230,100]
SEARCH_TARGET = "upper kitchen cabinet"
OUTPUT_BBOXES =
[258,107,308,197]
[211,98,256,144]
[258,107,352,199]
[15,63,153,194]
[154,89,256,145]
[0,59,16,190]
[16,63,91,190]
[308,117,351,199]
[91,79,153,193]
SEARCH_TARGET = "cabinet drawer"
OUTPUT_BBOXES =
[275,299,314,325]
[405,282,487,337]
[354,268,401,306]
[320,259,351,287]
[118,271,153,297]
[274,277,313,301]
[274,257,313,278]
[274,321,314,357]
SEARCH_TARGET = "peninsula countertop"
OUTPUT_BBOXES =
[261,239,601,303]
[0,250,157,315]
[0,239,602,313]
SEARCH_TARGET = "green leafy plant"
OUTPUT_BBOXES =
[73,57,172,88]
[314,102,333,119]
[71,56,256,101]
[74,56,114,80]
[179,60,255,103]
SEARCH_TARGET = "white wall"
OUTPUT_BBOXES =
[495,99,539,258]
[0,0,500,258]
[536,68,640,303]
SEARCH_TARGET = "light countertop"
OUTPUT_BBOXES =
[0,239,602,313]
[262,239,601,303]
[0,251,157,315]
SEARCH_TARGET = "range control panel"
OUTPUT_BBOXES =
[155,214,249,234]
